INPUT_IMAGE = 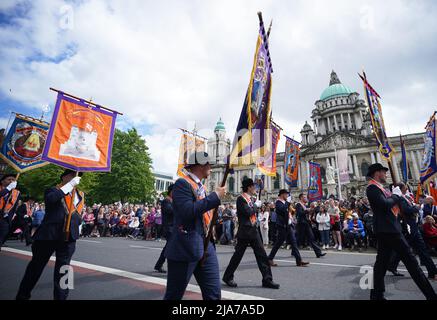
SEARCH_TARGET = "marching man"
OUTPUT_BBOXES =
[16,169,84,300]
[0,174,20,251]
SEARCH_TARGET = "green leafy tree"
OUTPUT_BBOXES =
[93,128,155,203]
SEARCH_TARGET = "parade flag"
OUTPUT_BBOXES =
[42,92,118,172]
[0,114,49,172]
[229,15,273,168]
[419,113,437,184]
[308,161,323,202]
[257,121,281,176]
[176,131,206,177]
[400,134,409,182]
[337,149,350,184]
[359,72,394,160]
[284,136,300,188]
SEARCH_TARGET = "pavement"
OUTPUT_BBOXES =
[1,237,437,300]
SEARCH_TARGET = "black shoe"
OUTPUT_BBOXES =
[154,267,166,274]
[317,253,326,258]
[222,278,238,288]
[388,270,404,277]
[262,280,280,289]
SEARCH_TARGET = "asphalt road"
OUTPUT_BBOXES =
[1,237,436,300]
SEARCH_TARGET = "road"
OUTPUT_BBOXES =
[1,237,436,300]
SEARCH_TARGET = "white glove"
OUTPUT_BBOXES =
[70,177,81,187]
[60,177,81,194]
[287,196,292,202]
[392,186,402,197]
[6,181,17,191]
[406,224,411,234]
[255,200,262,207]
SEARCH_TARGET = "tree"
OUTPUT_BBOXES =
[92,128,155,203]
[18,164,98,202]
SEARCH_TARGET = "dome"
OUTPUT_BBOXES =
[319,70,353,101]
[320,83,353,101]
[301,121,312,132]
[214,118,225,131]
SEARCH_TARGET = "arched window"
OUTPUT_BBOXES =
[273,173,280,190]
[361,160,370,177]
[320,166,326,183]
[228,176,235,193]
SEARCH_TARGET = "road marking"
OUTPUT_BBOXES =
[2,247,269,300]
[129,245,161,250]
[273,258,422,273]
[78,239,103,244]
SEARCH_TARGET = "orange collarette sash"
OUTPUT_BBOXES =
[368,179,400,217]
[241,193,257,225]
[182,176,214,236]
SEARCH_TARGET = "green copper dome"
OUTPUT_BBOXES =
[320,83,353,101]
[215,118,225,131]
[320,70,353,101]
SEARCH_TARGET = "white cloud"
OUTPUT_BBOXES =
[0,0,436,174]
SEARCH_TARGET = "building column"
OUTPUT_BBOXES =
[415,150,423,173]
[348,113,352,129]
[370,152,376,164]
[391,154,401,182]
[327,117,332,133]
[333,114,339,131]
[316,118,320,135]
[410,151,420,181]
[352,154,360,178]
[326,158,330,168]
[340,113,345,130]
[331,157,336,168]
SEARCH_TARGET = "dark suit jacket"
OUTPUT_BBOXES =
[295,202,310,224]
[366,184,401,234]
[33,187,82,242]
[165,178,220,262]
[275,200,289,228]
[398,196,420,234]
[161,198,174,236]
[235,195,259,240]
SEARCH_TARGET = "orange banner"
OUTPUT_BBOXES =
[42,93,117,171]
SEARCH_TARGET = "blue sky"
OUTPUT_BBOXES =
[1,0,436,174]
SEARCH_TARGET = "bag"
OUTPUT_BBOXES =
[330,216,335,226]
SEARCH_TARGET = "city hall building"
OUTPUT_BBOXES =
[206,71,425,201]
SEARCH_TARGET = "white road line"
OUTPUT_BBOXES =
[78,239,103,244]
[129,245,162,250]
[2,247,269,301]
[274,258,416,273]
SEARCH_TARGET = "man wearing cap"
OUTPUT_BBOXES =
[154,183,174,273]
[0,173,20,251]
[366,163,436,300]
[16,169,84,300]
[222,178,280,289]
[164,152,226,300]
[268,189,309,267]
[295,193,325,258]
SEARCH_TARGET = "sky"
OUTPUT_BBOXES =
[0,0,436,177]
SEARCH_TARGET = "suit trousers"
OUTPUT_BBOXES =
[16,240,76,300]
[154,231,172,270]
[223,233,273,283]
[164,241,220,300]
[0,219,10,249]
[372,233,436,300]
[298,222,322,257]
[388,231,437,277]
